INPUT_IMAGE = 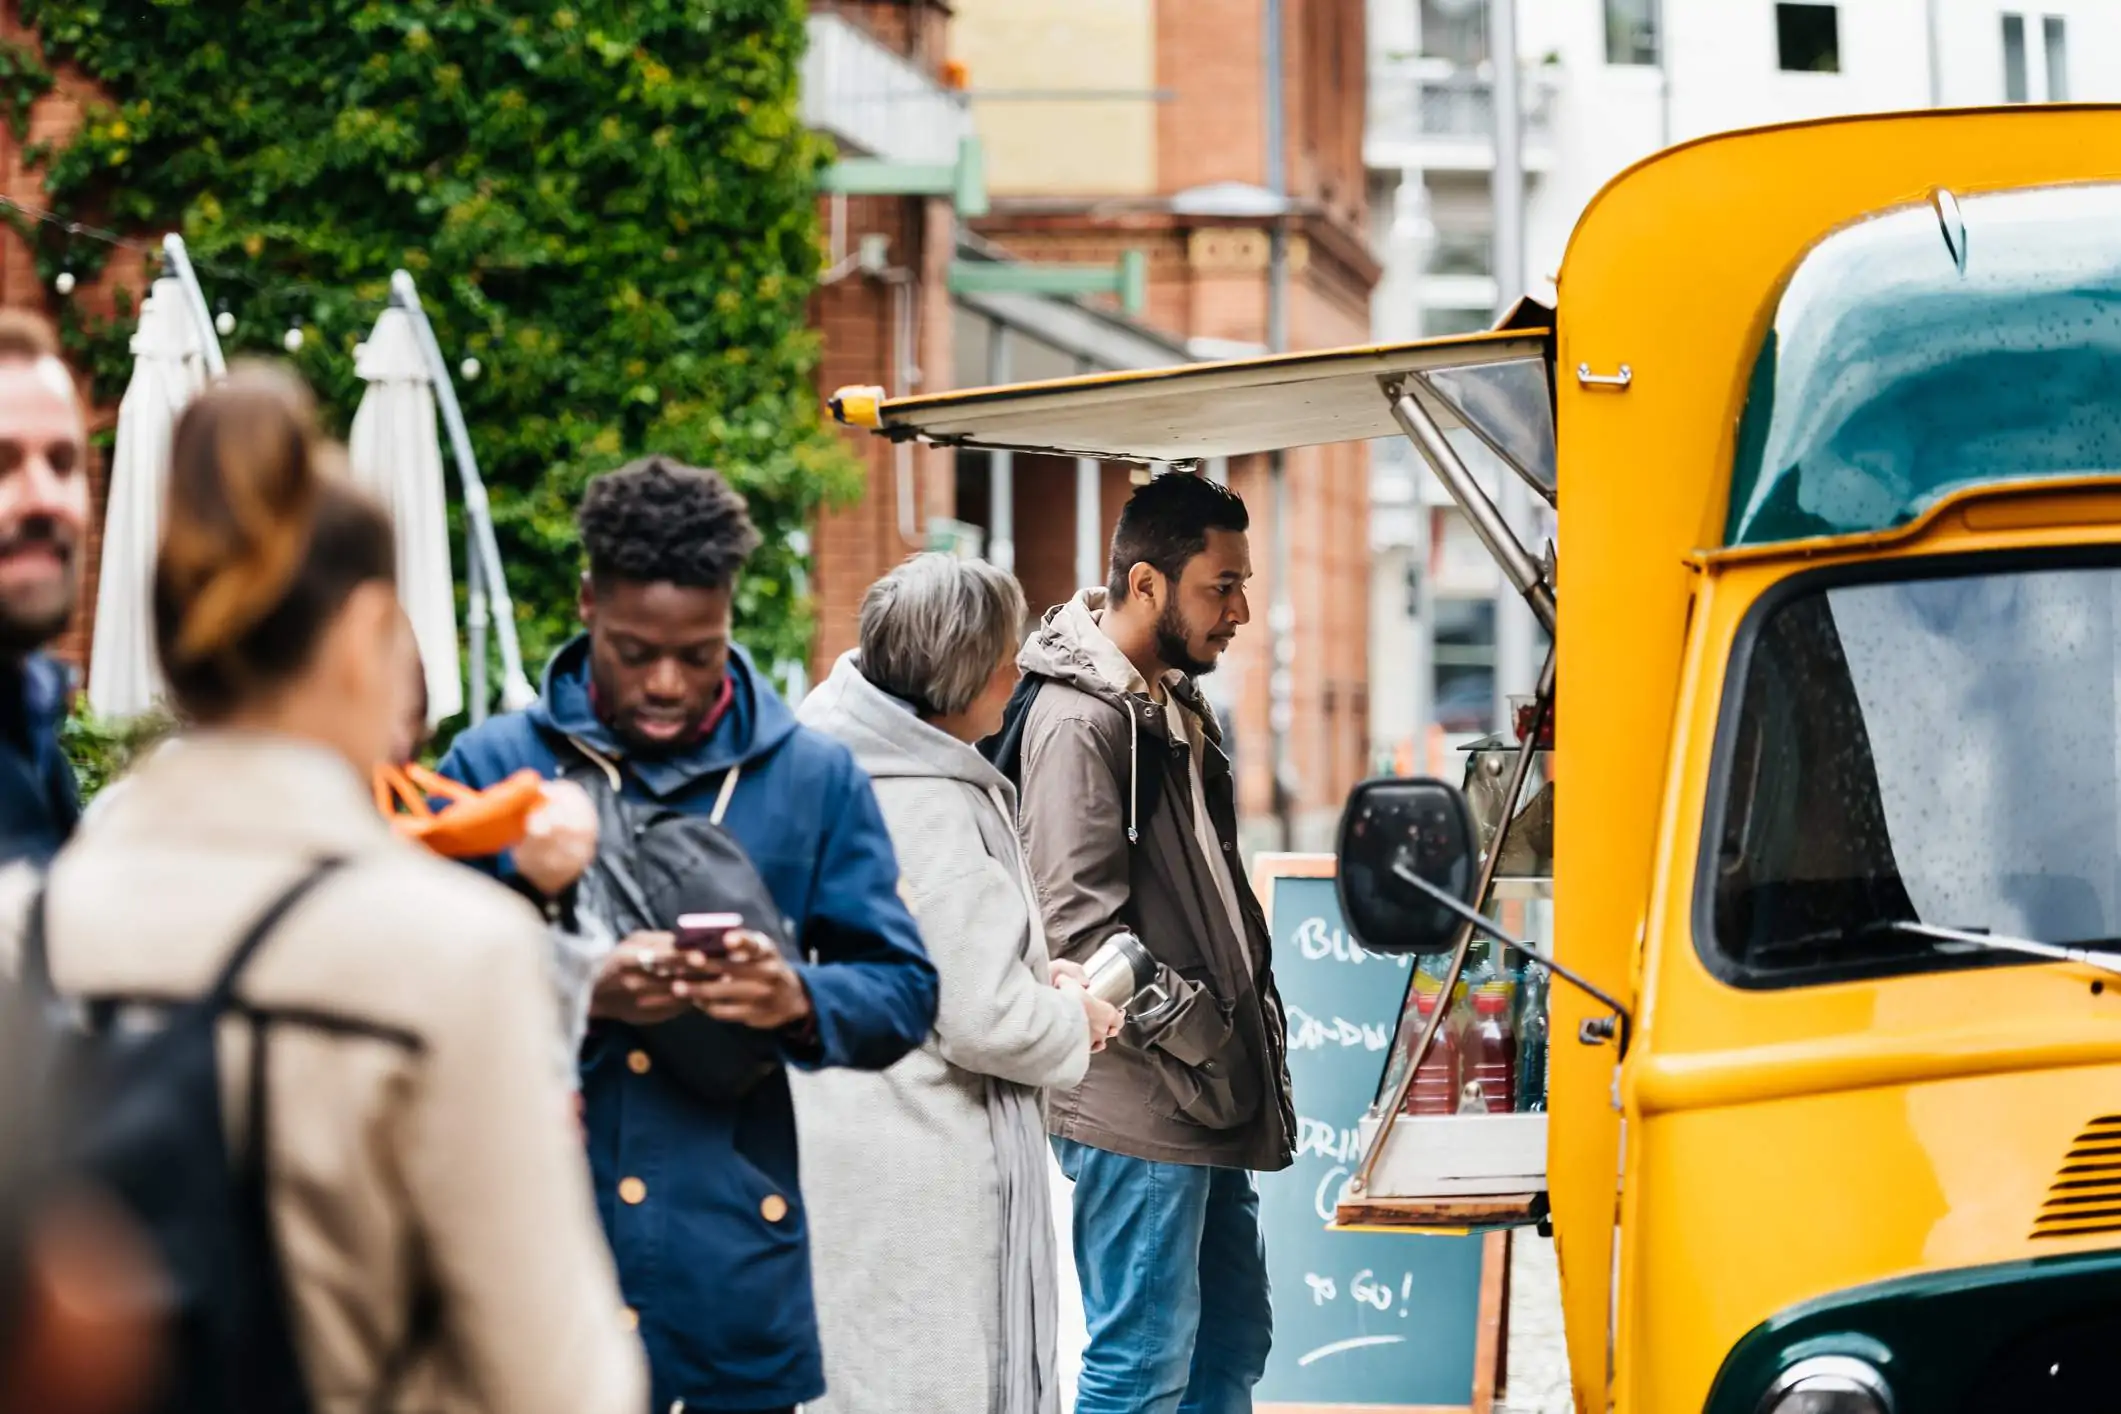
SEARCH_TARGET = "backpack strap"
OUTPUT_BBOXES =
[21,879,52,1001]
[203,858,349,1011]
[22,859,344,1013]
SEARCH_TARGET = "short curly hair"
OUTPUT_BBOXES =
[578,455,763,589]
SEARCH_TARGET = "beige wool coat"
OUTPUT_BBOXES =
[0,732,645,1414]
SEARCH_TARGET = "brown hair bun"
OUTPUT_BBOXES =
[153,363,395,720]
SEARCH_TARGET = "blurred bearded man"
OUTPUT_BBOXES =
[0,310,88,866]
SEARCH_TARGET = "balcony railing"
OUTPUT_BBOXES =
[1366,57,1560,168]
[802,12,970,168]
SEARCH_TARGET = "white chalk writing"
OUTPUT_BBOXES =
[1294,1115,1366,1164]
[1291,915,1412,968]
[1298,1269,1422,1319]
[1286,1003,1392,1053]
[1313,1164,1349,1223]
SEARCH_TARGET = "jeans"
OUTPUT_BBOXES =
[1054,1138,1273,1414]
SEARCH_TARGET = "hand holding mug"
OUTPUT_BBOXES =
[1057,974,1124,1052]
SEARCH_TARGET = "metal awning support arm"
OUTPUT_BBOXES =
[390,270,537,715]
[1349,645,1557,1198]
[1384,377,1556,636]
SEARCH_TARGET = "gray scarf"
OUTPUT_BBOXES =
[985,781,1063,1414]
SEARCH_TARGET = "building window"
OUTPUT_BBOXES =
[2003,13,2068,101]
[1775,3,1840,73]
[1420,0,1488,67]
[2045,15,2069,101]
[1432,597,1497,736]
[1423,307,1494,338]
[1604,0,1659,66]
[2003,14,2028,101]
[1426,229,1493,278]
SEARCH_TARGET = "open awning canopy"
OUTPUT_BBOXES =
[830,327,1553,472]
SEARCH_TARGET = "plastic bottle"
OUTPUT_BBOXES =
[1514,964,1549,1114]
[1403,990,1462,1115]
[1466,985,1515,1114]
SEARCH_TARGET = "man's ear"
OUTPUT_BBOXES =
[1127,560,1162,608]
[577,572,595,627]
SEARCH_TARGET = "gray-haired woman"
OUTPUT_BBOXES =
[794,553,1122,1414]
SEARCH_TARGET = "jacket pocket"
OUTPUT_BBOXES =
[1132,972,1260,1130]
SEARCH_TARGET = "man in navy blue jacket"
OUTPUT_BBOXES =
[0,311,87,869]
[438,457,938,1414]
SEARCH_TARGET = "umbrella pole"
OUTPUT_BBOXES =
[160,235,227,379]
[466,520,489,726]
[390,270,536,711]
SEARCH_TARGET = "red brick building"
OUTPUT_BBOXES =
[800,0,1191,683]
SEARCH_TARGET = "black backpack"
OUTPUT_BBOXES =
[21,859,344,1414]
[562,739,797,1105]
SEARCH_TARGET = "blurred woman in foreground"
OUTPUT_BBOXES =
[13,366,643,1412]
[795,553,1122,1414]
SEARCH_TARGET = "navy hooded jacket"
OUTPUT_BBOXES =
[436,637,938,1411]
[0,654,79,867]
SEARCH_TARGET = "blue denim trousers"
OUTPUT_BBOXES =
[1054,1138,1273,1414]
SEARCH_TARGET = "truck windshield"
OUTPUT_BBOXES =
[1708,554,2121,985]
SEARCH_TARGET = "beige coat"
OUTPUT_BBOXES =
[0,732,645,1414]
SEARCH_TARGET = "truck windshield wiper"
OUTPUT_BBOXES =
[1761,919,2121,979]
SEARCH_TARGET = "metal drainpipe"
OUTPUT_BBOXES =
[1264,0,1296,852]
[1075,359,1103,594]
[1489,0,1538,730]
[987,320,1014,571]
[1925,0,1943,106]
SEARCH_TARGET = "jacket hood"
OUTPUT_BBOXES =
[526,633,798,798]
[798,652,1012,796]
[1019,589,1224,747]
[1018,589,1133,703]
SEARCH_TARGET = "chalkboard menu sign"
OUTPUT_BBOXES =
[1253,856,1505,1412]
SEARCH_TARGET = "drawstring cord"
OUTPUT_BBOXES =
[1126,706,1139,844]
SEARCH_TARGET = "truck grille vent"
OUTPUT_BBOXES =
[2031,1115,2121,1241]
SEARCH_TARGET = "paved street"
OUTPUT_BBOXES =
[1501,1234,1573,1414]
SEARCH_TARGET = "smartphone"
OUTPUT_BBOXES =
[675,912,744,960]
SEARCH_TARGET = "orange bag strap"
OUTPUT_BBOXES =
[373,763,481,820]
[403,763,479,804]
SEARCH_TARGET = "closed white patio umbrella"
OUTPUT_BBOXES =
[349,306,462,725]
[88,279,207,719]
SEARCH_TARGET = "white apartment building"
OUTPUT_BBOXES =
[1368,0,2121,769]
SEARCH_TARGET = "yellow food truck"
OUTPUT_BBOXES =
[834,105,2121,1413]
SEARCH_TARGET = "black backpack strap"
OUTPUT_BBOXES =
[203,858,349,1011]
[978,673,1046,783]
[20,878,51,1000]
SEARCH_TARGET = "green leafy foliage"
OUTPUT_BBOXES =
[58,699,175,804]
[22,0,859,700]
[0,37,54,140]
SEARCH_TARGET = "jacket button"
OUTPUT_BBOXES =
[618,1177,647,1205]
[620,1306,638,1332]
[1222,840,1233,852]
[760,1193,789,1223]
[627,1049,651,1074]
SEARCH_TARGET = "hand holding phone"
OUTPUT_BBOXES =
[674,913,744,965]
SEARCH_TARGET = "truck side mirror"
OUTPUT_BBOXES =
[1335,777,1478,956]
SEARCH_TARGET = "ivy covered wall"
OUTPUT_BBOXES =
[12,0,858,695]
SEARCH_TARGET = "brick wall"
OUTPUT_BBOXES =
[807,191,956,675]
[0,12,136,676]
[803,0,1376,846]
